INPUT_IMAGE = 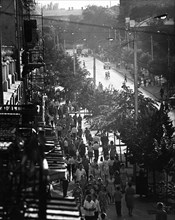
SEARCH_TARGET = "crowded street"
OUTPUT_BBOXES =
[0,1,175,220]
[50,110,175,220]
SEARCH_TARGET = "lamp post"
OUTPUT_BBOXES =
[93,50,96,88]
[133,31,138,122]
[72,33,76,75]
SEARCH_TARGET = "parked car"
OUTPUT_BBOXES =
[103,62,111,70]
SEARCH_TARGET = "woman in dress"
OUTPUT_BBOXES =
[87,142,93,163]
[94,164,101,181]
[106,174,115,203]
[103,156,109,184]
[125,182,136,216]
[98,186,108,213]
[120,163,128,193]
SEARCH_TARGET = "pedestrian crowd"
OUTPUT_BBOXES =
[53,112,138,219]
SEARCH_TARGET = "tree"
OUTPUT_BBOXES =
[80,5,118,50]
[87,84,174,171]
[148,59,168,77]
[53,50,90,102]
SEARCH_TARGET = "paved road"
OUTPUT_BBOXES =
[80,56,156,100]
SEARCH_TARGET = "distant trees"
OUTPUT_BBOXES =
[79,5,119,50]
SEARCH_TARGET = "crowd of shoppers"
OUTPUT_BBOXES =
[52,112,138,219]
[48,108,169,220]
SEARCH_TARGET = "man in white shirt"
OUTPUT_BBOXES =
[75,164,86,182]
[83,194,96,220]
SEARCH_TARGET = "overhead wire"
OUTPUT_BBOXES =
[0,10,174,37]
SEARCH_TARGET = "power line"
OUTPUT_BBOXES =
[1,10,174,37]
[41,16,175,37]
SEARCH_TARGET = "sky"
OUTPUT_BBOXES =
[36,0,120,9]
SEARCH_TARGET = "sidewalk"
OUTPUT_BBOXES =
[107,195,175,220]
[50,179,175,220]
[110,63,164,101]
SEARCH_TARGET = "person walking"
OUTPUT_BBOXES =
[98,186,108,214]
[78,114,83,128]
[83,194,96,220]
[125,182,136,216]
[106,174,115,204]
[103,156,109,183]
[94,164,101,181]
[77,125,83,138]
[78,139,86,158]
[61,176,69,197]
[73,113,78,127]
[87,142,93,163]
[120,163,128,193]
[114,185,122,217]
[93,194,101,220]
[71,125,77,140]
[109,141,116,159]
[93,141,100,162]
[84,127,91,143]
[82,155,90,181]
[72,182,83,214]
[75,163,86,182]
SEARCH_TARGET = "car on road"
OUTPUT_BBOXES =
[103,62,111,70]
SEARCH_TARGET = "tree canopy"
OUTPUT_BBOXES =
[83,84,174,170]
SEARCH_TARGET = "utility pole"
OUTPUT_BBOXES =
[134,31,138,123]
[93,54,96,88]
[73,44,76,75]
[151,35,153,60]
